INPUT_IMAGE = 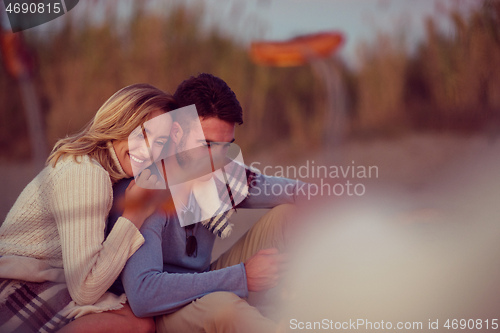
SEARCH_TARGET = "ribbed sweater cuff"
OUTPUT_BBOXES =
[106,217,144,258]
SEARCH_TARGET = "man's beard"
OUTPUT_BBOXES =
[175,136,214,182]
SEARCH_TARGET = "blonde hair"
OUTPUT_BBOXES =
[47,83,178,182]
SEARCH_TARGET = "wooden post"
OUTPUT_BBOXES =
[0,27,47,167]
[250,31,345,150]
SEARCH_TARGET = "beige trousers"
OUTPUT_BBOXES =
[155,204,294,333]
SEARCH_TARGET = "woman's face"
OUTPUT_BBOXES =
[113,109,172,177]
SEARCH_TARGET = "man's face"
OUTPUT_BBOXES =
[176,116,235,170]
[168,113,247,225]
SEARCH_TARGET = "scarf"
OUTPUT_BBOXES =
[196,165,257,239]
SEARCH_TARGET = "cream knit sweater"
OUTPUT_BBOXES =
[0,145,144,305]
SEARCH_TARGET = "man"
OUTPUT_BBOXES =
[113,73,304,333]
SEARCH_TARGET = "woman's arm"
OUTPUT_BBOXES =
[51,160,144,305]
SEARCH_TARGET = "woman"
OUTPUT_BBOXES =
[0,83,176,332]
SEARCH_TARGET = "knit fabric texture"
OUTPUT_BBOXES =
[0,146,144,305]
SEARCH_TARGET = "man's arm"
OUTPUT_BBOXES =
[121,214,248,317]
[237,170,307,209]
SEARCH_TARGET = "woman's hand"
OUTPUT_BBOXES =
[122,169,170,229]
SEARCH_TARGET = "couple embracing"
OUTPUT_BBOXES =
[0,74,303,333]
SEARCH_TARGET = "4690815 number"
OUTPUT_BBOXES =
[444,319,498,330]
[5,1,62,14]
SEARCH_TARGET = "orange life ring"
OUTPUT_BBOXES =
[250,31,344,67]
[0,30,34,79]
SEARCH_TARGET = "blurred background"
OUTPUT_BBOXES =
[1,0,499,218]
[1,0,500,325]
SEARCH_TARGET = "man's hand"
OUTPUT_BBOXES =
[244,248,288,292]
[122,169,170,229]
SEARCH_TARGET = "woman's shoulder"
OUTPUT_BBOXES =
[54,154,104,171]
[50,154,111,184]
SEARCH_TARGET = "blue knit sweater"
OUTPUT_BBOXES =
[108,172,303,317]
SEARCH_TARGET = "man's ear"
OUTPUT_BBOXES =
[170,121,184,145]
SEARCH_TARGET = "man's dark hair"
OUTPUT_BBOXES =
[174,73,243,125]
